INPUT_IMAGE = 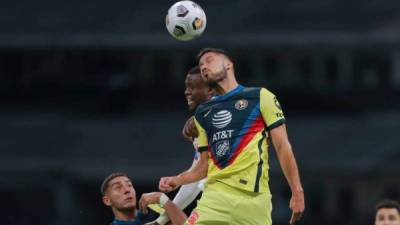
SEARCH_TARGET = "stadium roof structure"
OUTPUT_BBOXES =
[1,0,400,48]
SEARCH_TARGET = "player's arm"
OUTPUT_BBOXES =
[182,116,198,141]
[270,125,304,224]
[159,117,209,193]
[155,157,205,225]
[159,151,208,192]
[260,88,304,224]
[139,192,187,225]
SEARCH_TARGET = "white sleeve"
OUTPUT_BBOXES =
[172,179,203,209]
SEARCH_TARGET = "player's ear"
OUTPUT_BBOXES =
[224,60,233,71]
[103,195,112,206]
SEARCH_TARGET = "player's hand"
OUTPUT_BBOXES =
[159,176,180,193]
[289,190,305,225]
[139,192,162,214]
[182,116,198,141]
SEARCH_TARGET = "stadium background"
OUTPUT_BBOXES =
[1,0,400,224]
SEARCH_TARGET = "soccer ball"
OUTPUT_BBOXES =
[166,1,207,41]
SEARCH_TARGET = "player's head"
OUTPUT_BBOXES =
[197,48,235,87]
[375,199,400,225]
[185,65,214,111]
[101,172,136,213]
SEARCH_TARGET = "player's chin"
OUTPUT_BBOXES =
[188,103,197,111]
[119,204,136,212]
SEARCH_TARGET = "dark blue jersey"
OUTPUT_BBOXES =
[110,209,159,225]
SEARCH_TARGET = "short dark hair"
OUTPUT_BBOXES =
[197,48,234,64]
[188,65,200,75]
[376,199,400,213]
[101,172,130,196]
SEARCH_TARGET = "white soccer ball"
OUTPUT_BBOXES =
[166,1,207,41]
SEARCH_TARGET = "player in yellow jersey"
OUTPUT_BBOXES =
[159,48,305,225]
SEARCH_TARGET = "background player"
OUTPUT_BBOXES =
[152,66,214,225]
[375,199,400,225]
[101,172,187,225]
[159,48,305,225]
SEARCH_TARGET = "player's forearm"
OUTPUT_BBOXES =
[164,201,187,225]
[276,142,303,194]
[177,163,207,185]
[176,151,208,185]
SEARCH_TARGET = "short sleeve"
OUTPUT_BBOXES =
[260,88,285,130]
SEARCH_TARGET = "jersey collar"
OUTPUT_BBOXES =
[213,85,244,101]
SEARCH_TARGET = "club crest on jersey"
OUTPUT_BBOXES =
[235,99,248,110]
[212,110,232,128]
[216,140,230,157]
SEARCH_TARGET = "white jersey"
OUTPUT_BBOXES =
[155,138,207,225]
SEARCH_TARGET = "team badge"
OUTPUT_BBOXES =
[187,210,199,225]
[235,99,248,110]
[216,140,230,157]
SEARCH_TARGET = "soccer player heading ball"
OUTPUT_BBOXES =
[159,48,305,225]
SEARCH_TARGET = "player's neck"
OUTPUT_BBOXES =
[216,74,239,96]
[113,208,136,221]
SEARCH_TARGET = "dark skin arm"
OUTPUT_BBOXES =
[182,116,198,141]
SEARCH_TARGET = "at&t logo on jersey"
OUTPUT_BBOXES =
[212,110,232,128]
[212,130,234,142]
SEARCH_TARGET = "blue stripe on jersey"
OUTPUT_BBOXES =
[231,103,261,152]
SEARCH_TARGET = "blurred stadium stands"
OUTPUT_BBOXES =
[0,0,399,225]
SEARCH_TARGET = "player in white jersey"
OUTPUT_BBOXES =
[151,66,214,225]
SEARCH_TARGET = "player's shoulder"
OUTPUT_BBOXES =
[240,86,263,97]
[195,95,221,113]
[194,101,213,120]
[259,87,277,98]
[235,86,272,99]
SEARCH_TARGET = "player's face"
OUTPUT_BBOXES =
[105,176,136,212]
[375,208,400,225]
[184,73,211,111]
[199,52,228,86]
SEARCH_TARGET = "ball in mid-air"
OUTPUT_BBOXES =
[166,1,207,41]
